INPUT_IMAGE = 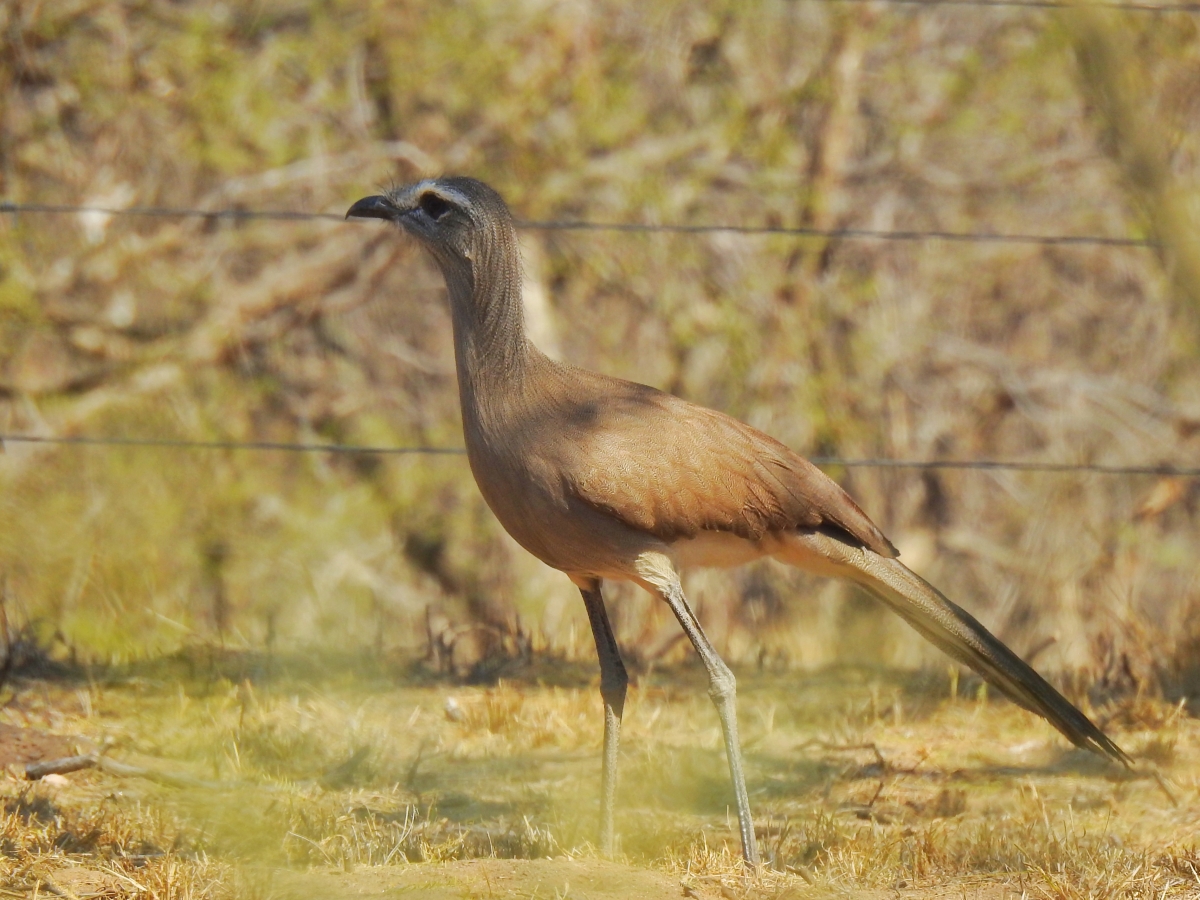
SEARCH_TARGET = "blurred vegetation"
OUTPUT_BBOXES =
[0,0,1198,699]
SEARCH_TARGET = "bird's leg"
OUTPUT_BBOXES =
[578,579,628,857]
[659,579,760,869]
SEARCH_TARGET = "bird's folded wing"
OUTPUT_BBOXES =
[561,385,897,557]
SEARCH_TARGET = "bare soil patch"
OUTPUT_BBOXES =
[0,722,88,768]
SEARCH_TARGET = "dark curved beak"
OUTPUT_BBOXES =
[345,195,398,221]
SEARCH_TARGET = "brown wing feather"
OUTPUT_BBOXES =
[557,376,897,557]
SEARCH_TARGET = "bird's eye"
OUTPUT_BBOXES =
[418,193,452,220]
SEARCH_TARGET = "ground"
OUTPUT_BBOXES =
[0,654,1196,899]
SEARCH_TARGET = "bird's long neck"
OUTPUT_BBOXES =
[436,230,537,435]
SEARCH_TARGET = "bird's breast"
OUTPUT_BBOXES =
[460,428,660,579]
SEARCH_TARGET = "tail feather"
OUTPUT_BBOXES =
[781,532,1130,766]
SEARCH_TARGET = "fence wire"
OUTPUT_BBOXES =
[0,434,1194,477]
[0,201,1158,249]
[818,0,1200,10]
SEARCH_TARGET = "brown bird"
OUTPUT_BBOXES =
[347,177,1128,868]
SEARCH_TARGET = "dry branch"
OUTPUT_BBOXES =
[27,753,226,790]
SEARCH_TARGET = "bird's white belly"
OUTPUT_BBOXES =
[668,531,773,570]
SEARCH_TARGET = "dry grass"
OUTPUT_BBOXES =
[0,785,249,900]
[0,663,1196,898]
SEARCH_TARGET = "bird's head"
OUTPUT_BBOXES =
[346,177,516,273]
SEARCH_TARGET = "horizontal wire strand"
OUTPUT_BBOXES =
[813,0,1200,10]
[0,201,1157,248]
[0,434,1194,477]
[0,434,465,456]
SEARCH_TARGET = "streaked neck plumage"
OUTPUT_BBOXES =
[428,218,538,434]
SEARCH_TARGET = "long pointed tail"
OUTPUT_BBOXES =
[780,532,1130,765]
